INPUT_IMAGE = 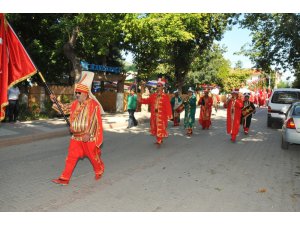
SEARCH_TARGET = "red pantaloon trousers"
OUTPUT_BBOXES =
[201,120,211,129]
[60,139,104,181]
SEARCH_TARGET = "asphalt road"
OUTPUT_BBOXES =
[1,108,300,211]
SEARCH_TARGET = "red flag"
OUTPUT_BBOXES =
[0,13,37,121]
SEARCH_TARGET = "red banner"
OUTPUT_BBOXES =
[0,14,37,121]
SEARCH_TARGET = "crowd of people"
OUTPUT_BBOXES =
[45,74,270,185]
[138,80,262,144]
[169,86,257,143]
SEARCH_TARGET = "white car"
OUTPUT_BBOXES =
[281,101,300,149]
[267,88,300,127]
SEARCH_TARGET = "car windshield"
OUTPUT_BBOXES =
[292,105,300,116]
[271,91,300,104]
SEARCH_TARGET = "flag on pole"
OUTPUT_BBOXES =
[0,13,37,121]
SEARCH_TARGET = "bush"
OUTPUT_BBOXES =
[18,103,36,121]
[18,93,73,121]
[43,98,57,118]
[60,94,71,104]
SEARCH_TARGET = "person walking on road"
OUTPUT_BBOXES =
[127,88,138,128]
[198,88,213,130]
[170,90,182,126]
[138,81,172,145]
[8,85,20,122]
[184,87,197,136]
[241,92,256,135]
[226,89,243,143]
[50,72,105,185]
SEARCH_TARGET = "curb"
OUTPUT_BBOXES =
[0,115,150,148]
[0,129,70,148]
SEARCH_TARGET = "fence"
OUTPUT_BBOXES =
[24,86,226,114]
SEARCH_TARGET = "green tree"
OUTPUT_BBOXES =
[57,14,126,83]
[7,13,126,85]
[124,62,137,73]
[239,13,300,88]
[122,13,235,92]
[187,44,231,91]
[7,14,70,84]
[223,69,251,93]
[234,60,243,69]
[277,80,290,88]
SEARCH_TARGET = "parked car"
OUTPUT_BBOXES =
[281,101,300,149]
[267,88,300,127]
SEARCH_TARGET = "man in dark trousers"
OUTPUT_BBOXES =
[241,92,256,135]
[127,88,138,128]
[8,85,20,122]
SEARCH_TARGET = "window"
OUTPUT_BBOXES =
[271,91,300,104]
[292,105,300,116]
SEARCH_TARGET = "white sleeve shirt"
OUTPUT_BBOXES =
[8,87,20,100]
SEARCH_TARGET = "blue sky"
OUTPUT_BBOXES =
[219,26,292,81]
[124,25,254,69]
[218,25,254,69]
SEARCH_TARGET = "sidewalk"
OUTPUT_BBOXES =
[0,111,150,148]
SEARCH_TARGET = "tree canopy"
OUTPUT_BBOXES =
[7,13,126,85]
[239,13,300,88]
[8,13,300,92]
[187,43,231,91]
[122,13,234,92]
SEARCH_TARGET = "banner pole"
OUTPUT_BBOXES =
[37,71,71,127]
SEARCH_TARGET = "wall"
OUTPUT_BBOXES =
[26,86,227,114]
[94,92,117,113]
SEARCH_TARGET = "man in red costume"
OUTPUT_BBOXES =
[50,72,105,185]
[226,89,243,143]
[139,81,172,145]
[258,88,267,107]
[198,89,213,129]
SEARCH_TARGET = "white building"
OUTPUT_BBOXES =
[246,69,282,88]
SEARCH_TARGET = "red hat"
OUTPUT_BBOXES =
[157,82,164,87]
[157,78,165,87]
[75,72,93,94]
[75,83,89,93]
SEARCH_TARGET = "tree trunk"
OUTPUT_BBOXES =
[175,67,185,94]
[63,26,81,84]
[116,73,126,93]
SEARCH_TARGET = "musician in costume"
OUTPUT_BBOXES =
[170,90,182,126]
[50,72,105,185]
[184,87,197,136]
[249,88,255,103]
[198,89,213,130]
[226,89,243,143]
[241,92,256,135]
[139,81,172,145]
[258,88,267,107]
[254,88,259,106]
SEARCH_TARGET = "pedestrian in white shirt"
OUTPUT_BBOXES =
[8,86,20,122]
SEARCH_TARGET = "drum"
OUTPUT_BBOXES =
[242,105,255,117]
[175,103,185,113]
